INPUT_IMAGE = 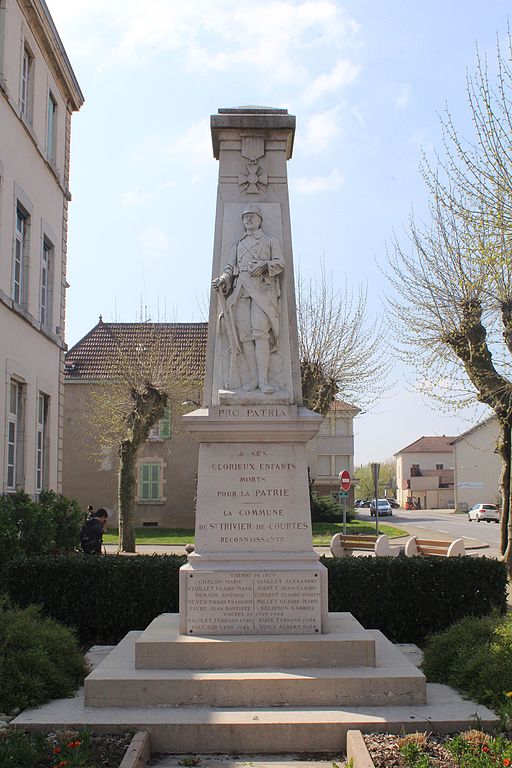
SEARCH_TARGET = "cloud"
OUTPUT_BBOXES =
[395,83,411,109]
[46,0,361,88]
[303,59,360,105]
[120,182,175,208]
[298,107,343,154]
[293,169,345,194]
[138,226,170,252]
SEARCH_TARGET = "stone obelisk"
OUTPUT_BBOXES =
[181,107,326,635]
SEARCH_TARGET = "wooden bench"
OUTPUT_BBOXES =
[330,533,400,557]
[404,536,466,557]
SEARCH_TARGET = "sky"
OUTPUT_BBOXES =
[45,0,511,465]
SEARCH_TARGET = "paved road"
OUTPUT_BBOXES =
[356,507,501,557]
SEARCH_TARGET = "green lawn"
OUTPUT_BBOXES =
[103,520,407,547]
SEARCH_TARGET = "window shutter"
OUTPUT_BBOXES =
[151,463,160,500]
[159,407,171,439]
[141,464,150,501]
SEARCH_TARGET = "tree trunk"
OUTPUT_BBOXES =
[118,439,138,552]
[498,420,512,569]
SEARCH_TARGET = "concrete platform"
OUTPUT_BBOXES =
[11,612,498,753]
[86,630,425,708]
[135,613,376,669]
[13,684,497,753]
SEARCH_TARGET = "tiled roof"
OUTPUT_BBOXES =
[329,399,360,415]
[395,435,456,455]
[65,319,208,381]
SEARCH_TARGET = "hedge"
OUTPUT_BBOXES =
[323,555,508,644]
[0,553,507,646]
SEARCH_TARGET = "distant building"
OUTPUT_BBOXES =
[63,320,207,527]
[306,400,360,504]
[395,436,455,509]
[451,416,501,511]
[0,0,83,496]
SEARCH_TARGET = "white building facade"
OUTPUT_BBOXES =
[451,416,501,511]
[0,0,83,496]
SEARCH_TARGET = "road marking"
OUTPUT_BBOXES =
[438,529,449,533]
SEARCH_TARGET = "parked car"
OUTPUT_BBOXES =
[386,498,400,509]
[354,499,366,508]
[468,503,500,523]
[370,498,392,516]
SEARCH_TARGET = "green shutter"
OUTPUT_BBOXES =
[151,463,160,500]
[141,464,150,501]
[159,407,171,439]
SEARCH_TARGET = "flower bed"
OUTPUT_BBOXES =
[363,730,512,768]
[0,728,133,768]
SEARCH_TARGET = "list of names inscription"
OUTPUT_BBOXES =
[186,571,321,634]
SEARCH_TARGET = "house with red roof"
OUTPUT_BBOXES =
[394,435,456,509]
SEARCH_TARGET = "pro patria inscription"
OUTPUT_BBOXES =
[186,571,322,634]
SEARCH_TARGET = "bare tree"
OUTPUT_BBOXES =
[86,322,204,552]
[387,34,512,565]
[297,263,390,415]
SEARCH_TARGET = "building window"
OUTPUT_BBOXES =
[13,205,28,305]
[36,394,49,493]
[40,237,53,327]
[20,44,33,120]
[7,380,24,491]
[317,455,332,477]
[47,91,57,163]
[148,406,171,440]
[436,464,444,470]
[139,462,161,502]
[316,454,348,477]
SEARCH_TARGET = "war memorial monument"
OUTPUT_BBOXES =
[15,107,497,753]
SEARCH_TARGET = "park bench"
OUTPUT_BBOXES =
[404,536,466,557]
[330,533,401,557]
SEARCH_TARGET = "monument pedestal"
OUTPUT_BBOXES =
[180,405,327,635]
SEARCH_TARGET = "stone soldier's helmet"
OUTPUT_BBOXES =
[241,204,263,220]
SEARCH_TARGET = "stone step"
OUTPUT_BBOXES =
[14,684,498,753]
[85,630,425,708]
[135,613,376,669]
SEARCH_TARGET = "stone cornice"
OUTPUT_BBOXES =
[20,0,84,110]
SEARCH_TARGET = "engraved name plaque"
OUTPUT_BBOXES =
[185,571,322,635]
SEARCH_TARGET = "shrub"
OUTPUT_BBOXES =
[0,599,88,712]
[0,553,506,647]
[0,491,82,562]
[311,494,353,523]
[422,613,512,712]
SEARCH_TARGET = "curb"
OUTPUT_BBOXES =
[346,730,374,768]
[119,731,151,768]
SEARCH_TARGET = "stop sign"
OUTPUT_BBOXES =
[339,470,351,491]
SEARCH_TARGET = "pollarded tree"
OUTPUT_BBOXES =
[297,263,390,416]
[82,321,204,552]
[387,34,512,565]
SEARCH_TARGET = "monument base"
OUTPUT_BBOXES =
[14,612,498,754]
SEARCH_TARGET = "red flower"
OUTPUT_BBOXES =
[52,746,61,754]
[504,759,511,766]
[482,745,490,752]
